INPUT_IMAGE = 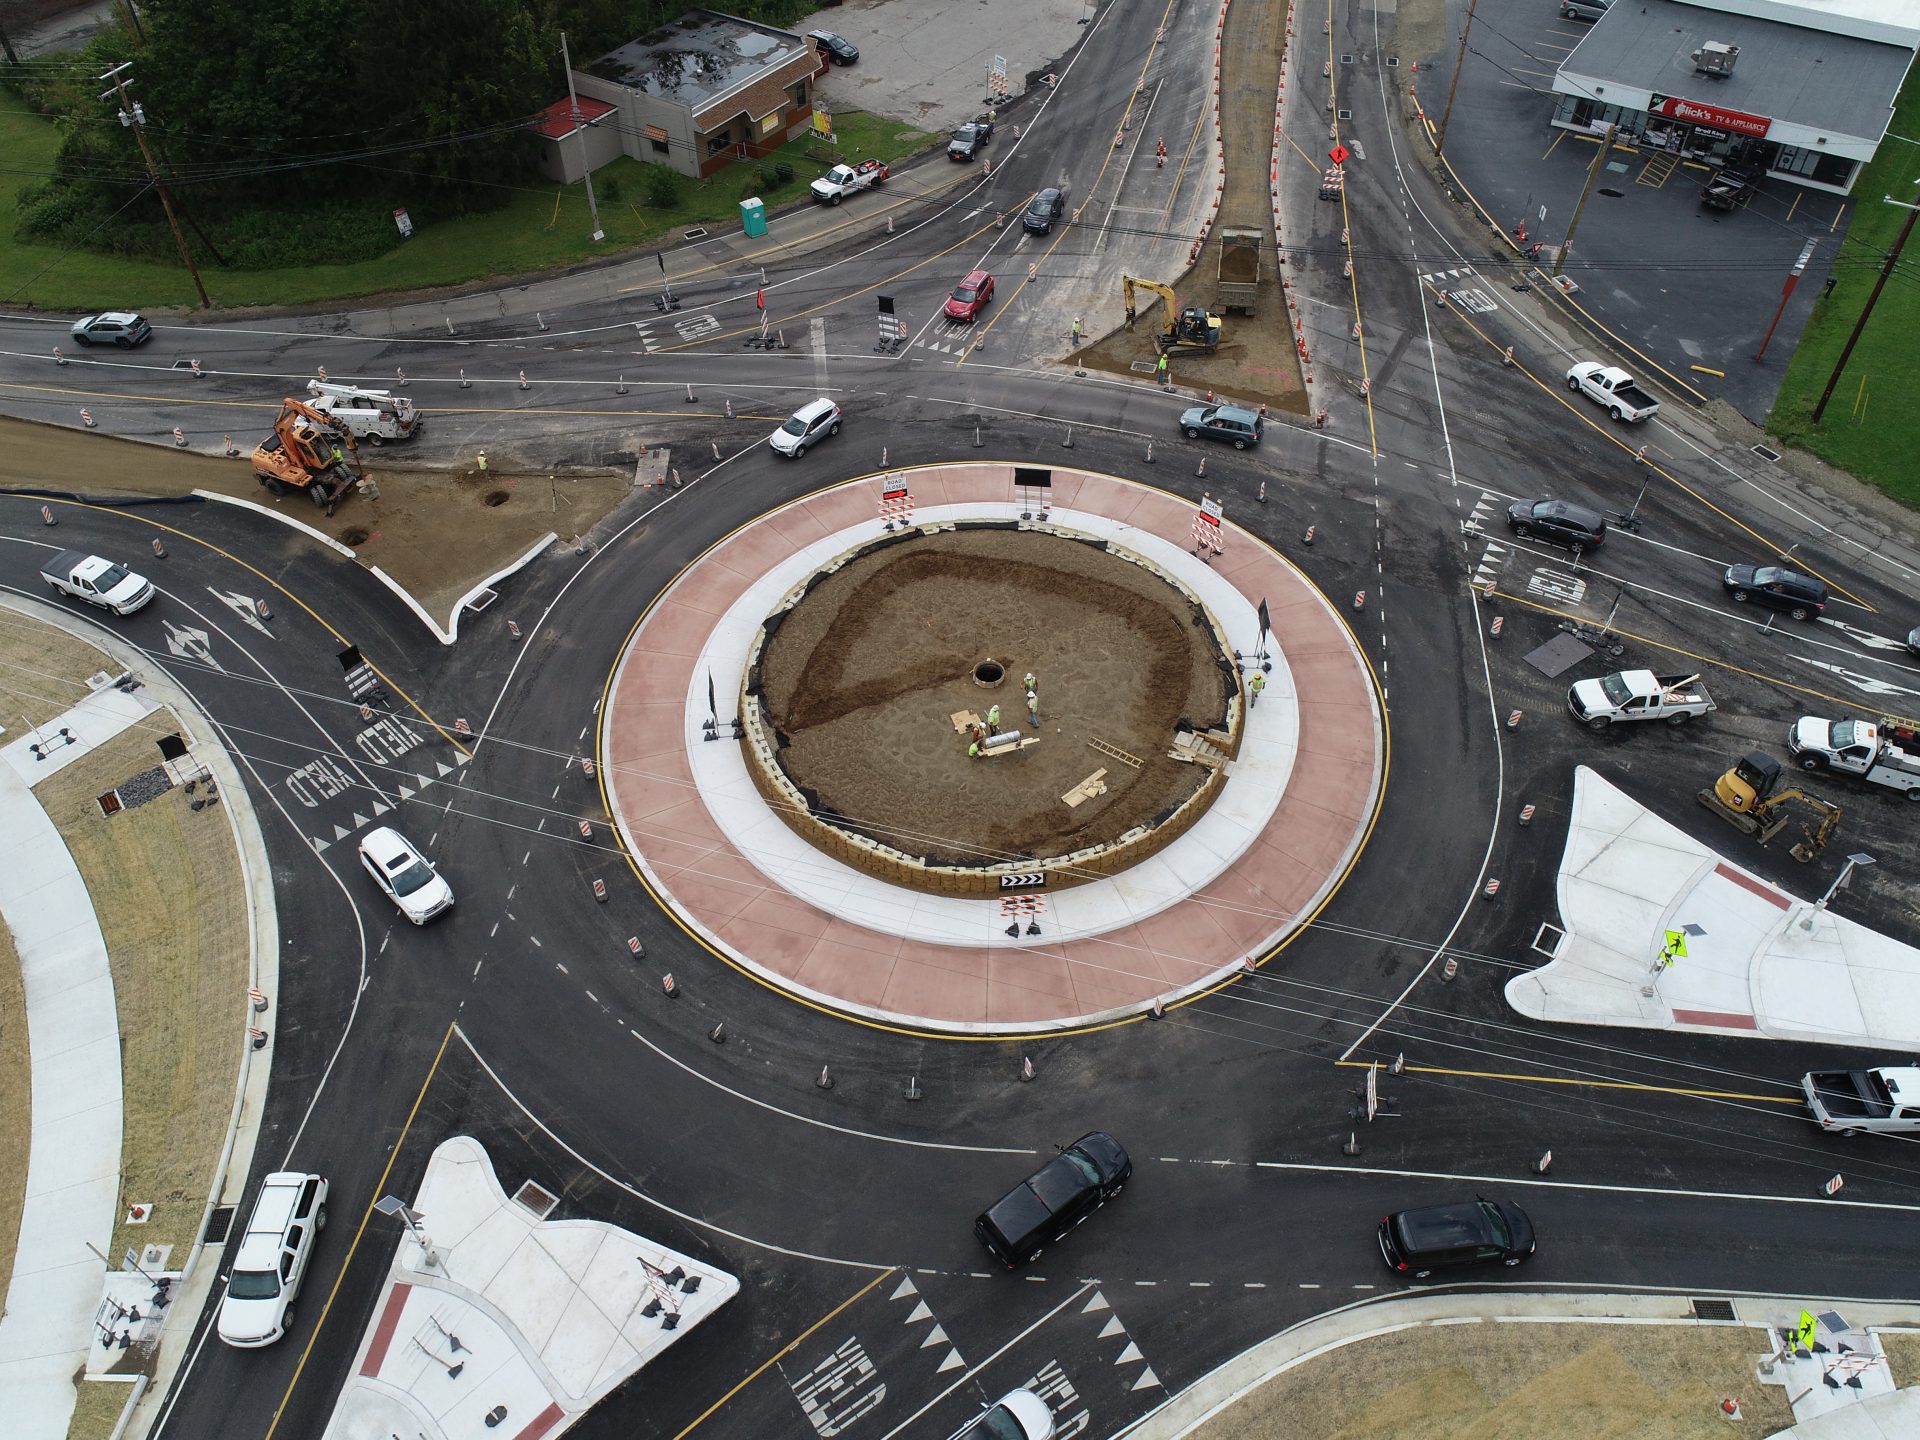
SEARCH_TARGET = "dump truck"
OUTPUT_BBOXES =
[1565,362,1660,422]
[811,159,890,204]
[1787,715,1920,800]
[1567,671,1715,729]
[305,381,421,444]
[1803,1067,1920,1135]
[252,397,361,513]
[1216,227,1262,315]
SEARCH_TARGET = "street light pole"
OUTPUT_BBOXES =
[1554,124,1617,278]
[99,63,210,309]
[1802,852,1874,930]
[560,33,605,244]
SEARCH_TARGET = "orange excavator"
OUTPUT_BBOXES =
[252,397,361,513]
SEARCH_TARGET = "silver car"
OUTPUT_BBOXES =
[357,825,453,924]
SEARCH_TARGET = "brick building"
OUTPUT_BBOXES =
[541,10,820,183]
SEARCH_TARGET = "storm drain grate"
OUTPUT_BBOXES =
[1692,1298,1737,1321]
[682,227,709,241]
[204,1206,236,1245]
[512,1179,559,1220]
[1752,444,1781,463]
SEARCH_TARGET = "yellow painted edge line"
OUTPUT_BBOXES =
[1426,290,1871,611]
[264,1021,460,1440]
[1334,1057,1802,1103]
[1690,365,1726,378]
[670,1269,896,1440]
[0,380,778,423]
[594,466,1392,1041]
[1486,588,1875,713]
[22,495,462,752]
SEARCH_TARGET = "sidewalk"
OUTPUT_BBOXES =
[1129,1288,1920,1440]
[1505,768,1920,1045]
[0,674,156,1436]
[323,1136,737,1440]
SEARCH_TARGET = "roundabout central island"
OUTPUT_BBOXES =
[602,464,1383,1033]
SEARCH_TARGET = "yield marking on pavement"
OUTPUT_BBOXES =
[919,1325,948,1349]
[1132,1368,1161,1391]
[890,1275,916,1301]
[1822,619,1914,653]
[673,313,721,342]
[206,587,274,636]
[1115,1342,1142,1365]
[1082,1292,1109,1314]
[1098,1316,1123,1338]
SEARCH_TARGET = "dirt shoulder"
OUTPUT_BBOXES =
[0,418,635,630]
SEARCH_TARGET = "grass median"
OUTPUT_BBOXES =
[1767,82,1920,508]
[0,97,930,313]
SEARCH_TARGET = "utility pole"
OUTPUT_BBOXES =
[99,63,209,309]
[560,33,605,244]
[1554,124,1616,278]
[1810,184,1918,423]
[1435,0,1483,156]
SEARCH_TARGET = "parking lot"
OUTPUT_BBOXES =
[1417,0,1850,422]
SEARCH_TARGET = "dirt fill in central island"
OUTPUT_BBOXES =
[750,527,1234,866]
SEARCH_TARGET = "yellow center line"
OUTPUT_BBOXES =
[670,1269,897,1439]
[0,379,775,421]
[1335,1057,1802,1103]
[1426,286,1872,611]
[263,1022,460,1440]
[961,0,1182,366]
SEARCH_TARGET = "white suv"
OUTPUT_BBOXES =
[769,397,842,457]
[358,825,454,924]
[218,1171,328,1347]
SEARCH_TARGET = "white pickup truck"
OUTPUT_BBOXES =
[1567,670,1715,730]
[1787,715,1920,799]
[41,550,155,616]
[810,159,890,205]
[1803,1066,1920,1134]
[1565,362,1660,423]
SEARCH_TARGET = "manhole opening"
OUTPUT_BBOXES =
[484,490,510,507]
[340,527,371,547]
[973,659,1006,687]
[1598,187,1625,197]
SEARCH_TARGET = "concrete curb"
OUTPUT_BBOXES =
[369,531,558,647]
[0,598,279,1440]
[191,488,357,558]
[1122,1289,1920,1439]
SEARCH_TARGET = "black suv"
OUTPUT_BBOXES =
[809,30,859,64]
[975,1131,1129,1268]
[1022,188,1066,235]
[1506,498,1606,549]
[1378,1197,1535,1279]
[1723,563,1826,620]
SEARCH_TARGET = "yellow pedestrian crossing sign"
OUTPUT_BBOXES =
[1796,1310,1818,1350]
[1663,929,1689,958]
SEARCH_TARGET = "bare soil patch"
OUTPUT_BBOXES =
[753,528,1232,864]
[1074,0,1306,412]
[35,725,247,1264]
[0,910,27,1329]
[1190,1322,1798,1440]
[0,418,633,629]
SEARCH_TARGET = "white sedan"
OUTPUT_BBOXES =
[357,826,453,924]
[949,1389,1054,1440]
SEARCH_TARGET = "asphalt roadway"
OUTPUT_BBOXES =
[4,2,1920,1439]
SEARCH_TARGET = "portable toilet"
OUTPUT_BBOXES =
[740,197,768,238]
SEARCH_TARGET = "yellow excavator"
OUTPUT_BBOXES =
[1122,276,1222,353]
[1698,751,1841,862]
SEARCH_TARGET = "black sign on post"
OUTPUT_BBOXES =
[876,295,904,352]
[1013,467,1053,521]
[999,873,1047,891]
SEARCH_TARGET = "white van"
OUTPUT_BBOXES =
[217,1171,329,1347]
